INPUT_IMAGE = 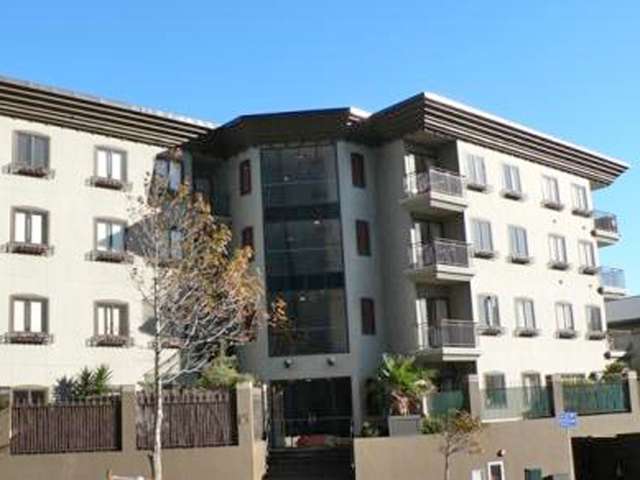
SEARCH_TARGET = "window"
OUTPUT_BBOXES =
[508,226,530,261]
[571,184,590,214]
[548,234,568,267]
[502,164,522,197]
[95,220,126,252]
[556,302,575,331]
[239,159,252,195]
[168,228,183,259]
[242,226,254,260]
[356,220,371,256]
[94,148,126,186]
[13,132,50,174]
[154,158,183,191]
[586,305,603,332]
[542,176,561,208]
[361,298,376,335]
[478,295,500,327]
[471,219,494,256]
[94,302,129,346]
[466,154,487,189]
[12,209,48,245]
[9,296,50,344]
[579,241,596,272]
[484,373,507,408]
[487,461,505,480]
[351,153,366,188]
[12,389,46,406]
[515,298,536,332]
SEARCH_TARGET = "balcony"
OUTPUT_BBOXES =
[606,330,633,359]
[406,239,474,284]
[592,211,620,247]
[89,334,133,348]
[3,331,54,345]
[417,320,480,361]
[598,267,627,299]
[401,168,467,216]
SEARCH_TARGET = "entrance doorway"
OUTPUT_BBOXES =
[270,377,352,448]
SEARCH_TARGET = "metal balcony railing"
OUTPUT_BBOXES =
[594,211,619,233]
[481,387,553,421]
[599,267,626,289]
[409,239,472,269]
[403,167,464,198]
[418,320,476,349]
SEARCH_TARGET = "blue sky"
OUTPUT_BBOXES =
[1,1,638,292]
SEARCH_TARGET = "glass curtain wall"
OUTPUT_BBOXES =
[262,144,348,356]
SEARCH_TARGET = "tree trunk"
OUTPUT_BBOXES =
[153,328,163,480]
[444,453,450,480]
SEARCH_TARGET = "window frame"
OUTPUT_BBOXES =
[466,154,488,190]
[356,220,371,256]
[94,301,129,337]
[514,297,537,333]
[487,461,506,480]
[10,207,49,246]
[502,163,523,198]
[9,294,49,335]
[508,225,530,262]
[471,218,495,256]
[578,240,597,272]
[361,297,376,335]
[12,130,50,170]
[241,226,255,260]
[351,152,366,188]
[154,156,184,192]
[555,302,575,334]
[94,217,127,253]
[94,146,128,182]
[541,175,562,209]
[239,159,252,195]
[478,294,501,328]
[571,183,590,215]
[586,305,603,333]
[548,234,568,268]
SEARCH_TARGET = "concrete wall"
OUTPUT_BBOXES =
[0,383,266,480]
[0,115,168,388]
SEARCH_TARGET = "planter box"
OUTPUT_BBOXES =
[388,415,422,437]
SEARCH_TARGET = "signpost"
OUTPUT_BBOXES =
[558,411,578,480]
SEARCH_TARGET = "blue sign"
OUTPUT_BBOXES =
[558,411,578,429]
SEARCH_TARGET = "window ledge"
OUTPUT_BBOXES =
[541,200,565,211]
[3,163,55,179]
[88,176,132,191]
[514,327,540,338]
[556,329,579,339]
[549,261,571,271]
[4,242,53,256]
[586,330,607,340]
[579,265,598,275]
[466,182,490,193]
[3,332,54,345]
[88,250,133,264]
[473,249,498,259]
[572,208,593,218]
[501,189,525,201]
[510,255,533,265]
[150,337,184,349]
[478,325,506,336]
[89,335,133,347]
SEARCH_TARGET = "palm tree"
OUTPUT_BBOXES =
[376,354,434,416]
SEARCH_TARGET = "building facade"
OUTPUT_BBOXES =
[0,77,630,436]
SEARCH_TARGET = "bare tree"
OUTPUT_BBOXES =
[436,411,484,480]
[127,148,283,480]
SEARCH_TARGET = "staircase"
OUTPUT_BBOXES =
[264,446,355,480]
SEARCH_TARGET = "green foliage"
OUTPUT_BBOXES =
[421,415,446,434]
[375,354,435,415]
[197,354,253,389]
[360,421,382,438]
[54,365,113,402]
[602,361,627,381]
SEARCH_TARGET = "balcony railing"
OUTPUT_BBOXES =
[403,168,464,198]
[409,239,472,269]
[562,380,630,415]
[594,211,619,234]
[418,320,476,349]
[599,267,626,289]
[481,387,553,421]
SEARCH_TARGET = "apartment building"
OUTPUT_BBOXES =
[0,76,213,398]
[0,76,630,439]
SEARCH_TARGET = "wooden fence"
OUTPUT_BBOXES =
[136,389,237,450]
[10,396,122,455]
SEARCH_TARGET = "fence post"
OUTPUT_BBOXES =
[0,390,10,456]
[120,385,137,454]
[626,370,639,414]
[236,382,255,447]
[547,374,565,416]
[465,374,483,418]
